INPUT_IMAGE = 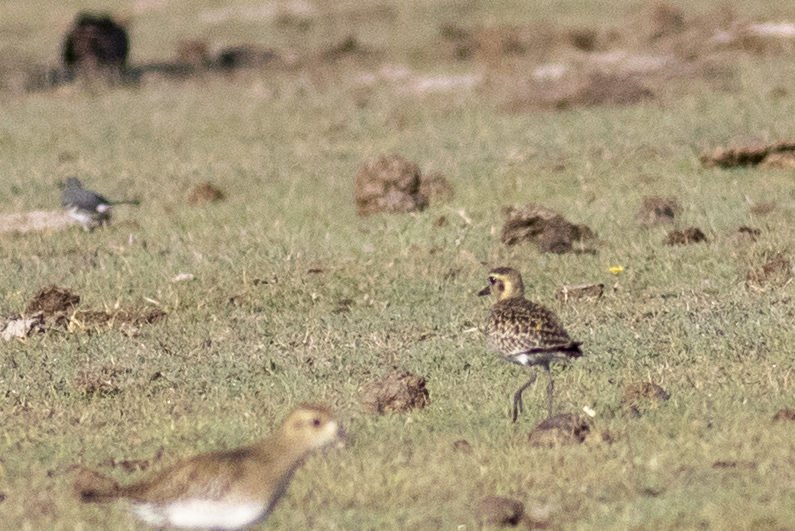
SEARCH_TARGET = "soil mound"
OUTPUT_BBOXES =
[355,155,428,216]
[361,370,430,414]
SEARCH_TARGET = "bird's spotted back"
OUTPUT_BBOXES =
[487,297,575,356]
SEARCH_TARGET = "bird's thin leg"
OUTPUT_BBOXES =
[545,364,554,418]
[512,372,537,423]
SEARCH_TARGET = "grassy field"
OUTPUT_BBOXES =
[2,1,795,529]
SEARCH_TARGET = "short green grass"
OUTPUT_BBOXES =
[2,1,795,529]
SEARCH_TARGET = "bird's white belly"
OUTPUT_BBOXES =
[131,499,266,530]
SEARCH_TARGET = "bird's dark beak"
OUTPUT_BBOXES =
[478,286,491,297]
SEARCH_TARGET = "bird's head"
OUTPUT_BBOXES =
[478,267,525,301]
[281,404,344,451]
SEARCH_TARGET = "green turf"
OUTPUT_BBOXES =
[2,1,795,529]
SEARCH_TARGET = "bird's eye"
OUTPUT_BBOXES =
[312,418,322,427]
[488,277,496,285]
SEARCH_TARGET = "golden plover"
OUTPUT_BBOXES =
[479,267,582,421]
[75,404,344,530]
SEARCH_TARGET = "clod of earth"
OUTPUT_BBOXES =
[664,227,707,245]
[354,155,428,216]
[26,286,80,316]
[73,308,168,328]
[635,196,681,226]
[700,140,795,168]
[624,382,670,405]
[749,202,777,216]
[712,460,757,470]
[188,182,226,205]
[772,408,795,422]
[476,496,525,527]
[746,255,793,287]
[62,12,129,78]
[730,226,761,244]
[642,2,686,41]
[502,72,655,114]
[452,439,472,453]
[528,413,590,447]
[418,172,455,204]
[555,283,604,302]
[361,370,430,414]
[501,203,595,254]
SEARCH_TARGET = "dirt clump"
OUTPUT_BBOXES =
[25,286,80,326]
[555,283,604,302]
[571,73,654,108]
[476,496,525,527]
[700,141,795,169]
[749,202,777,216]
[354,155,428,216]
[74,308,167,327]
[502,72,655,113]
[624,382,670,405]
[216,45,277,70]
[643,2,686,41]
[528,413,590,447]
[188,182,225,205]
[323,36,372,62]
[730,225,761,244]
[772,408,795,422]
[635,196,681,226]
[746,254,793,287]
[501,203,595,254]
[452,439,472,453]
[664,227,707,245]
[361,370,430,414]
[62,12,129,79]
[419,172,455,204]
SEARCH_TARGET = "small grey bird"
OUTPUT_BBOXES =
[61,177,139,231]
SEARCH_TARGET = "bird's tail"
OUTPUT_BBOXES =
[73,465,123,503]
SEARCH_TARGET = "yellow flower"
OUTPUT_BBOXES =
[608,266,624,275]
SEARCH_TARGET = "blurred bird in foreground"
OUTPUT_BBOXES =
[479,267,582,422]
[61,177,139,231]
[74,404,344,530]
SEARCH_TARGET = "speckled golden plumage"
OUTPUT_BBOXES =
[75,404,344,530]
[479,267,582,421]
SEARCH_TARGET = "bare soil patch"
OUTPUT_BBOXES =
[664,227,707,245]
[749,202,777,217]
[501,203,595,254]
[418,172,454,205]
[730,226,761,244]
[0,210,74,234]
[476,496,525,527]
[26,286,80,316]
[772,408,795,422]
[555,283,604,302]
[361,370,430,414]
[700,141,795,169]
[746,255,793,287]
[635,196,681,227]
[624,382,670,404]
[11,286,167,337]
[188,182,226,205]
[528,413,590,447]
